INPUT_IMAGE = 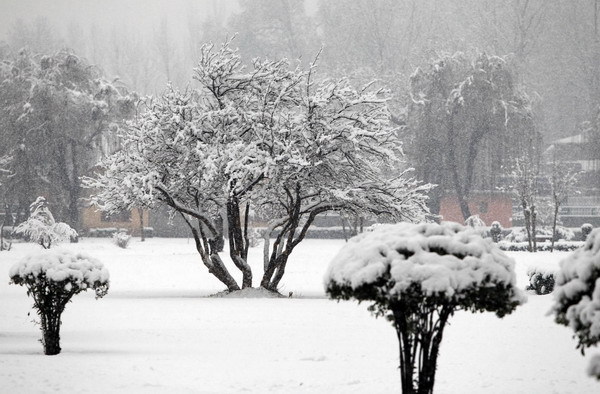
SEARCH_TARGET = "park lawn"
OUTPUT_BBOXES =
[0,237,597,393]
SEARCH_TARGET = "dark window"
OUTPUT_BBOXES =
[101,210,131,222]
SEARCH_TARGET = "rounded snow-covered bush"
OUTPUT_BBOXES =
[581,223,594,241]
[526,267,556,295]
[553,226,575,242]
[505,227,528,243]
[112,230,131,248]
[490,221,503,243]
[465,214,486,228]
[553,228,600,379]
[9,249,109,355]
[325,222,525,394]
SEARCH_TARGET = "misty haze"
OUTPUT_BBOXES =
[1,1,600,393]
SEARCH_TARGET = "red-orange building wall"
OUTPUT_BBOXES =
[439,193,513,228]
[81,206,149,236]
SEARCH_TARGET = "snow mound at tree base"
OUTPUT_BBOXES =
[210,287,285,298]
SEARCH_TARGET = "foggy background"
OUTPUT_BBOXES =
[1,0,597,142]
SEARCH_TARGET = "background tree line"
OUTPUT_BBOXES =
[2,0,600,230]
[3,0,598,142]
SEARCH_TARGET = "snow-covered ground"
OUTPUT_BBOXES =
[0,238,597,393]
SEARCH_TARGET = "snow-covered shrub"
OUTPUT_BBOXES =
[505,227,528,243]
[13,197,77,249]
[0,224,12,251]
[552,228,600,380]
[553,226,575,242]
[325,222,525,394]
[526,267,556,295]
[498,241,582,252]
[101,228,118,237]
[1,225,14,238]
[536,226,554,239]
[505,226,575,243]
[9,249,109,355]
[464,215,489,238]
[465,214,486,228]
[532,226,574,242]
[112,231,131,248]
[0,238,11,251]
[490,221,503,243]
[142,227,154,238]
[1,224,13,251]
[581,223,593,241]
[88,228,119,237]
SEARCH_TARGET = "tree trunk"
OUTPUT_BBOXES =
[0,205,6,251]
[456,191,472,222]
[68,140,81,230]
[213,215,224,252]
[0,221,4,251]
[268,253,290,290]
[41,311,61,355]
[531,206,537,252]
[392,306,451,394]
[341,216,349,242]
[394,309,416,394]
[261,221,297,290]
[138,207,145,242]
[261,253,285,289]
[447,114,472,221]
[523,206,533,252]
[551,202,559,252]
[180,212,241,292]
[210,253,241,292]
[262,204,321,291]
[226,198,252,288]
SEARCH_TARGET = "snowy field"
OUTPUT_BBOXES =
[0,237,598,393]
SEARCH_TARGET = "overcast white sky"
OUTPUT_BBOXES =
[0,0,238,40]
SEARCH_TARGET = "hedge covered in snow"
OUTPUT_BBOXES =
[526,267,556,295]
[325,222,525,393]
[9,248,109,355]
[552,228,600,380]
[498,241,583,252]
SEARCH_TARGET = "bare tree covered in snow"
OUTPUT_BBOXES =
[548,160,579,252]
[511,155,540,252]
[85,39,431,293]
